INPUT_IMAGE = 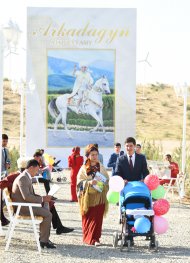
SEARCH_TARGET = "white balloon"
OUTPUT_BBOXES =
[109,176,125,192]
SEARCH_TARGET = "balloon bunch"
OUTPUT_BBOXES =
[106,176,125,204]
[144,174,170,234]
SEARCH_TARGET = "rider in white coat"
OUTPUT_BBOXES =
[67,61,94,113]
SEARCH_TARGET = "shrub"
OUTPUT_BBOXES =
[9,147,20,172]
[172,144,190,198]
[141,139,163,161]
[161,102,168,107]
[172,144,190,173]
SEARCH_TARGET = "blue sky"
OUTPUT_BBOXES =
[1,0,190,85]
[48,50,115,64]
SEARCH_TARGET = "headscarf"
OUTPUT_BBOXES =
[84,144,100,176]
[69,146,81,167]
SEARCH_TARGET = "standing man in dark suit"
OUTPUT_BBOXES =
[11,159,56,249]
[107,142,124,176]
[115,137,149,246]
[1,134,11,176]
[115,137,149,182]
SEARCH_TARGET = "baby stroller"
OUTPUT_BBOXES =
[113,181,158,251]
[51,162,67,183]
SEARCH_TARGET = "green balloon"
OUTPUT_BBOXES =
[106,190,119,204]
[151,185,166,199]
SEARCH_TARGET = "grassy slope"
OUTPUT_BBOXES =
[3,81,190,148]
[136,84,190,141]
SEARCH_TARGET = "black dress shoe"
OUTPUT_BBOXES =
[40,241,56,249]
[56,226,74,235]
[1,218,10,226]
[48,240,56,246]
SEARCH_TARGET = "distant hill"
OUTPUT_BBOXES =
[48,56,114,90]
[48,74,74,90]
[3,81,190,147]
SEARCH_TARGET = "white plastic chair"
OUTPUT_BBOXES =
[3,188,43,252]
[164,173,186,200]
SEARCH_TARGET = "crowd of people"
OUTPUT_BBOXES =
[0,133,180,249]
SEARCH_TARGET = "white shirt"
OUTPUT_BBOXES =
[126,153,135,167]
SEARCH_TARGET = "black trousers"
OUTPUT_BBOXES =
[50,206,63,230]
[38,178,50,194]
[0,192,7,222]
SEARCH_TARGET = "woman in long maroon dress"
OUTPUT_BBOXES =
[68,147,84,202]
[77,144,109,246]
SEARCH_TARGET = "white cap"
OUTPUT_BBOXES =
[79,61,88,68]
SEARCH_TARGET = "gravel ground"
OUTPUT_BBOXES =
[1,175,190,263]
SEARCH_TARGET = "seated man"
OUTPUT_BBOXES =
[0,157,74,236]
[159,154,179,186]
[11,159,74,249]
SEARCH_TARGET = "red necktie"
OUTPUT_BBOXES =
[129,156,133,171]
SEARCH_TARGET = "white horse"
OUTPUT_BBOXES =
[48,76,111,139]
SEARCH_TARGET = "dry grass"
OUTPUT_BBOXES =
[3,81,20,138]
[136,84,190,141]
[2,81,190,151]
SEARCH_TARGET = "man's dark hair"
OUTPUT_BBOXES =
[26,159,39,169]
[136,144,141,148]
[2,134,8,140]
[40,149,44,154]
[114,142,121,147]
[33,152,42,157]
[166,154,172,159]
[124,137,136,145]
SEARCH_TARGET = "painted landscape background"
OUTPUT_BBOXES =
[47,53,115,132]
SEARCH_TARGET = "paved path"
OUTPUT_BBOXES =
[1,176,190,263]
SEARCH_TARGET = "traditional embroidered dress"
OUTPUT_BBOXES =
[77,161,109,245]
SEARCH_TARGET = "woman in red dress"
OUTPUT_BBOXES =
[77,144,109,246]
[68,146,84,202]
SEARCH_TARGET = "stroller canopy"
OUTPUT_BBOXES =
[120,181,152,209]
[122,181,151,199]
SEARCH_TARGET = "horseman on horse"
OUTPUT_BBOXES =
[67,61,94,114]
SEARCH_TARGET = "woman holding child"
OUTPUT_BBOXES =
[77,144,109,246]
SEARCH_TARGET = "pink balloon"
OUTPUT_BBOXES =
[144,174,160,190]
[109,176,125,192]
[153,199,170,216]
[154,215,169,234]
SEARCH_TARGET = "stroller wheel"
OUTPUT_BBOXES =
[113,232,118,248]
[148,240,159,251]
[57,177,62,182]
[120,233,125,252]
[127,240,131,252]
[62,177,67,182]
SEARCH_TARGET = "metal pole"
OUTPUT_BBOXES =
[0,30,5,235]
[19,84,24,157]
[181,84,187,174]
